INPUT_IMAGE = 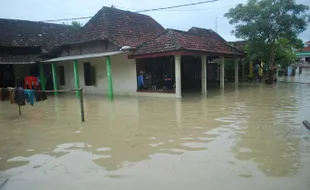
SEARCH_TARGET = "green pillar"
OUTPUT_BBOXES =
[51,63,58,95]
[106,56,114,100]
[73,59,80,97]
[39,63,46,90]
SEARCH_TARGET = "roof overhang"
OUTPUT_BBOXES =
[43,51,126,63]
[0,61,36,65]
[129,50,245,59]
[296,52,310,58]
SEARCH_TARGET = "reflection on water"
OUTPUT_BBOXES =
[1,71,310,190]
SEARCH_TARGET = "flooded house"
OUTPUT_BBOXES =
[296,41,310,66]
[0,19,75,89]
[1,6,244,98]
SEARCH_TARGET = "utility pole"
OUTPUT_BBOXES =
[215,17,218,33]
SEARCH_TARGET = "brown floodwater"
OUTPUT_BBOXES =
[1,71,310,190]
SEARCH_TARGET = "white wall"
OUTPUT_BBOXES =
[58,53,138,95]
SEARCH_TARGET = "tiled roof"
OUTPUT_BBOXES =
[229,41,247,52]
[300,46,310,52]
[188,27,227,43]
[0,18,76,52]
[69,6,165,48]
[134,29,244,56]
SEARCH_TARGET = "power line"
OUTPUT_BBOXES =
[156,4,235,12]
[43,16,92,22]
[42,0,219,22]
[135,0,218,13]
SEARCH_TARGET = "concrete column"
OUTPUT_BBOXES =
[73,59,80,97]
[201,55,207,94]
[175,55,182,98]
[234,58,239,86]
[250,61,253,77]
[106,56,114,100]
[39,63,45,90]
[220,56,225,89]
[51,63,58,95]
[242,61,245,76]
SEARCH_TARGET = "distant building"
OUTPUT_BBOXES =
[296,41,310,63]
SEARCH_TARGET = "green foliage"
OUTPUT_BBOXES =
[71,21,83,29]
[62,21,83,30]
[225,0,310,67]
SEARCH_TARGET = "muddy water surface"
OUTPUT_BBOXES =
[1,71,310,190]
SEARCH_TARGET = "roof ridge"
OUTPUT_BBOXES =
[168,28,206,38]
[0,18,74,27]
[100,6,154,18]
[190,26,212,31]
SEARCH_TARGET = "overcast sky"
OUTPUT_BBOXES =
[1,0,309,42]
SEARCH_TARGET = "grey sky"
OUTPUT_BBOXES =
[1,0,310,42]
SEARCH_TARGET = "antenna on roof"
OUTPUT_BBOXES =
[215,17,218,33]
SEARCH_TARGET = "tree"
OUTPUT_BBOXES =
[243,36,304,69]
[71,21,83,30]
[62,21,83,30]
[225,0,309,70]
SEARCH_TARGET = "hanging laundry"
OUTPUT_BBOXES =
[0,88,2,101]
[35,91,47,102]
[24,90,35,106]
[15,87,25,106]
[24,76,39,89]
[0,88,9,101]
[8,87,15,104]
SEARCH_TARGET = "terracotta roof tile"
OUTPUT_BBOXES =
[134,29,244,56]
[0,18,76,52]
[188,27,227,43]
[300,46,310,52]
[70,6,165,48]
[229,41,247,52]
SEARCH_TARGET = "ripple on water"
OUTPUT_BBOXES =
[1,71,310,189]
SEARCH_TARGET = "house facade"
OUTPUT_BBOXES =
[1,6,245,99]
[45,7,244,98]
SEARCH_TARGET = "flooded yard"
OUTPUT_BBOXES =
[1,72,310,190]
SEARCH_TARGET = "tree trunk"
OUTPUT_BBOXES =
[267,43,275,84]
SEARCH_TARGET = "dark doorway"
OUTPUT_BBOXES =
[0,64,15,88]
[181,56,202,92]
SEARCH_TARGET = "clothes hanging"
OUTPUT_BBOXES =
[8,87,15,104]
[0,88,2,101]
[0,88,9,101]
[24,90,35,106]
[15,87,25,106]
[24,76,39,89]
[35,91,47,102]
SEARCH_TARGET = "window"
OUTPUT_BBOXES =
[58,66,65,85]
[83,62,96,86]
